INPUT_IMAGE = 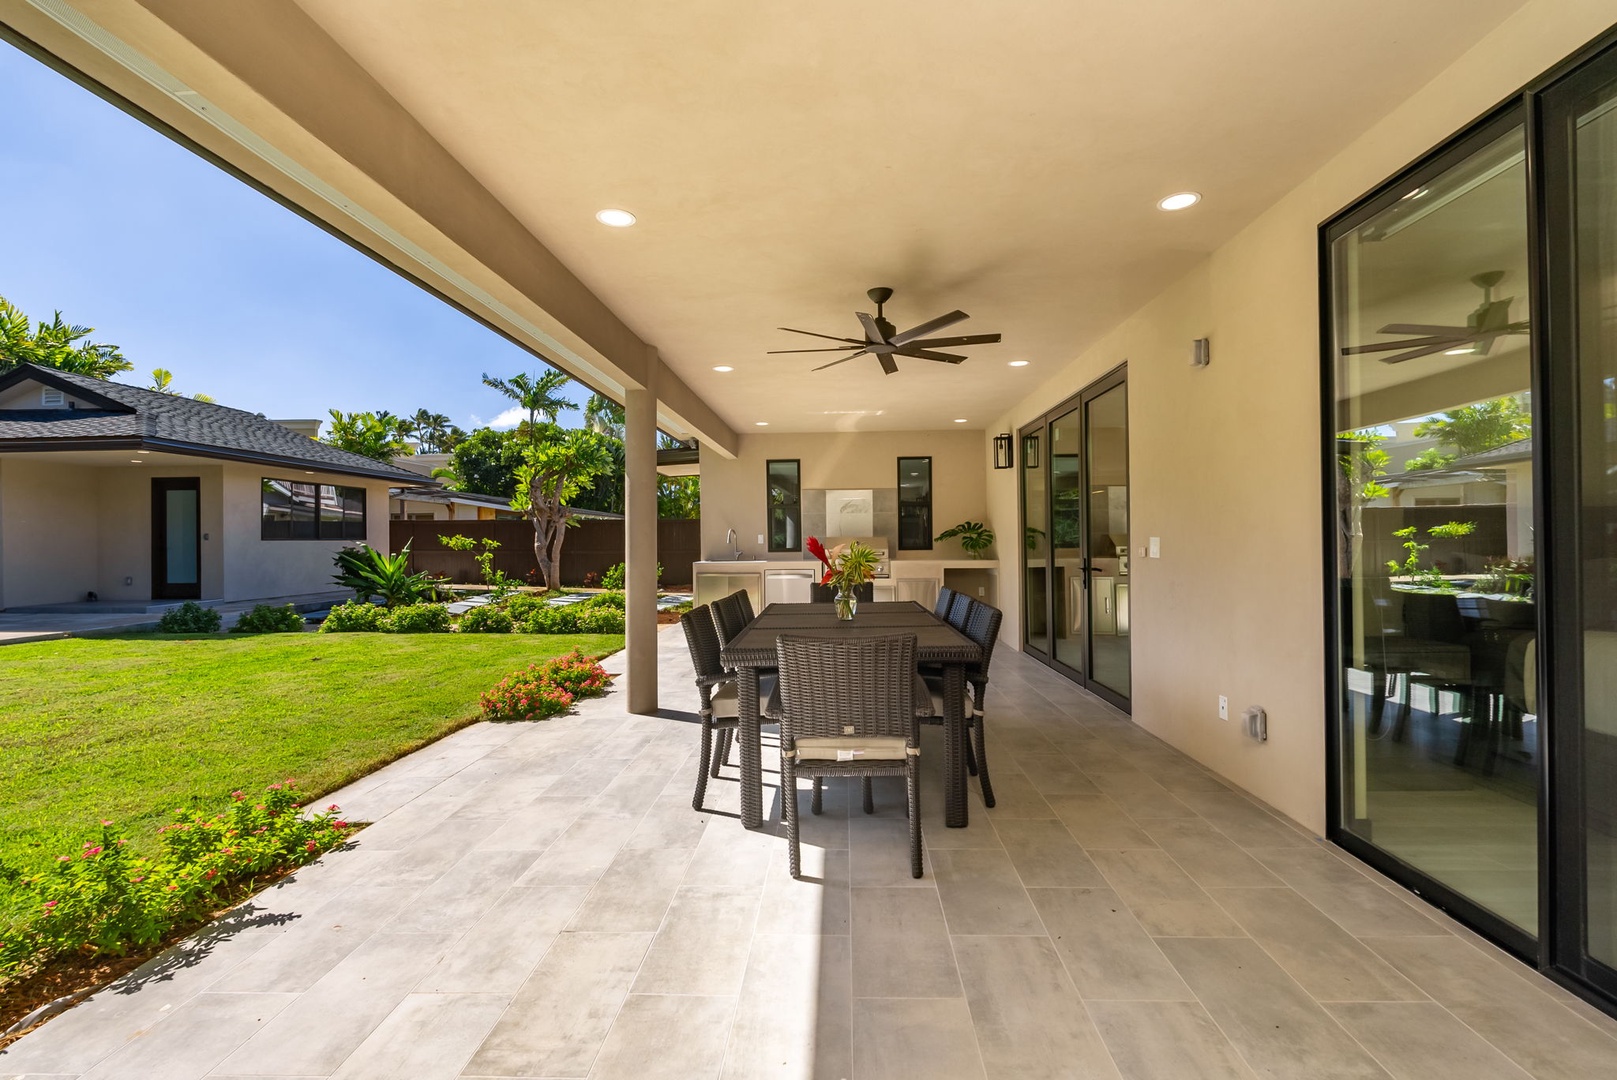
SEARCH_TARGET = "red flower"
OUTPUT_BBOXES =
[806,536,830,568]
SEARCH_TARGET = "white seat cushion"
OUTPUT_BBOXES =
[793,736,913,762]
[710,681,739,720]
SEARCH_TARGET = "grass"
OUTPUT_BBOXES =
[0,632,623,871]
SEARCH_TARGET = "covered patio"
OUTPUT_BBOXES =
[4,631,1613,1078]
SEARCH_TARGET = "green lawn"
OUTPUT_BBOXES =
[0,632,622,870]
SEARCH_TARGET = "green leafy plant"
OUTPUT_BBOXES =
[478,651,611,723]
[380,603,451,634]
[440,533,519,599]
[1387,521,1477,590]
[459,605,514,633]
[156,601,221,634]
[583,590,625,611]
[504,594,547,623]
[518,605,582,634]
[320,409,414,462]
[602,562,626,590]
[935,521,995,558]
[1338,430,1391,501]
[0,781,350,985]
[231,604,304,634]
[332,543,439,607]
[0,295,131,379]
[317,599,385,633]
[578,608,626,634]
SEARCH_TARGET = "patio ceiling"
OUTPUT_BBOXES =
[286,0,1524,432]
[4,0,1527,436]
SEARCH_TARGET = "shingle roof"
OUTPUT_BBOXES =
[0,364,424,482]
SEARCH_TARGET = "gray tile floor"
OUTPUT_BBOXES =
[6,628,1617,1079]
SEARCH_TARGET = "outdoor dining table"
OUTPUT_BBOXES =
[719,600,983,829]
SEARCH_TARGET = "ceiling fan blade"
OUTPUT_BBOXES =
[766,346,868,354]
[901,333,1002,349]
[856,311,887,344]
[877,353,899,375]
[813,350,869,371]
[1377,323,1471,336]
[778,327,868,345]
[1341,335,1473,355]
[1380,341,1474,365]
[890,309,969,346]
[895,347,969,364]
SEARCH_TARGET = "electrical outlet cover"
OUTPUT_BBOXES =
[1218,695,1228,720]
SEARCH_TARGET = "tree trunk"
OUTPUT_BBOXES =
[529,506,559,591]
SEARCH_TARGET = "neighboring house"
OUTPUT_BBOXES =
[388,484,624,523]
[0,363,422,610]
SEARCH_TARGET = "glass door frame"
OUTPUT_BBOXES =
[151,476,202,601]
[1019,363,1131,713]
[1320,24,1617,1014]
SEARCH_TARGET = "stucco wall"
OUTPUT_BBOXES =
[699,428,989,561]
[985,0,1617,835]
[92,464,225,602]
[0,459,100,608]
[220,463,392,601]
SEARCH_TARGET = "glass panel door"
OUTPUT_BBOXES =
[1021,422,1050,657]
[1086,380,1131,698]
[1329,116,1539,937]
[152,478,202,600]
[1050,406,1086,675]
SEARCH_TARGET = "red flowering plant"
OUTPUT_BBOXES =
[0,780,351,986]
[806,536,881,591]
[479,650,612,722]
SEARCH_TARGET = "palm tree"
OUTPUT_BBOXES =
[148,367,215,403]
[0,296,131,379]
[410,409,454,452]
[481,370,576,439]
[584,392,625,439]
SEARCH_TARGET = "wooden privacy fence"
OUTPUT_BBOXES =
[390,518,701,587]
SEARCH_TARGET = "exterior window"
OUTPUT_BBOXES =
[262,478,366,540]
[898,456,932,550]
[767,459,801,552]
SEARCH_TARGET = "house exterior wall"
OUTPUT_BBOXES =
[699,428,988,561]
[984,0,1617,835]
[220,463,391,601]
[0,459,100,608]
[93,464,225,602]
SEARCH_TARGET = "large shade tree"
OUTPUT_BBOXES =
[0,296,130,379]
[511,423,615,590]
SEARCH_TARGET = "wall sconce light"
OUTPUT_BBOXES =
[1022,433,1040,468]
[1190,337,1211,367]
[993,432,1014,470]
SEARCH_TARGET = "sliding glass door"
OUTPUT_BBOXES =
[1020,366,1130,710]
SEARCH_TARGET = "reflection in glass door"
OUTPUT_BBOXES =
[1019,367,1130,709]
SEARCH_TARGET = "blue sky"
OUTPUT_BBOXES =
[0,43,585,433]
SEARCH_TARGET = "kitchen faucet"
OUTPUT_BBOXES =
[726,528,742,559]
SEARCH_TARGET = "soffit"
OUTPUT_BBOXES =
[289,2,1522,432]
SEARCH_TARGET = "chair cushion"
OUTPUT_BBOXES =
[793,736,913,762]
[710,681,740,720]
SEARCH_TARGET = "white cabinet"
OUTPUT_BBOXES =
[765,569,815,605]
[893,577,939,608]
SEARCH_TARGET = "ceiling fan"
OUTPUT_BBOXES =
[1341,270,1529,365]
[769,287,1002,374]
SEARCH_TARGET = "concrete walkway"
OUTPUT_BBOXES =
[4,628,1615,1078]
[0,591,351,645]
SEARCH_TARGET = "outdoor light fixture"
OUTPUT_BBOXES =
[993,432,1014,469]
[595,208,636,227]
[1157,192,1200,211]
[1023,433,1040,468]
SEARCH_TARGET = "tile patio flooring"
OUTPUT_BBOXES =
[5,628,1617,1078]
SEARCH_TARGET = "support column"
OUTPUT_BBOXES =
[624,357,660,714]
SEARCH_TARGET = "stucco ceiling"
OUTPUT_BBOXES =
[292,0,1527,432]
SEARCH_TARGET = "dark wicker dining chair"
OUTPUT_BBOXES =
[946,591,975,629]
[775,633,924,879]
[922,601,1004,807]
[933,586,957,619]
[681,605,739,810]
[711,591,750,651]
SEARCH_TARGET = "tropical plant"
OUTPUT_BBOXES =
[1387,521,1476,590]
[1413,397,1531,458]
[317,599,385,632]
[321,410,414,461]
[583,393,625,438]
[331,543,438,606]
[231,604,304,634]
[510,425,616,591]
[0,296,131,379]
[446,427,526,496]
[440,533,518,598]
[807,537,882,589]
[935,520,995,558]
[148,368,215,403]
[658,475,701,519]
[408,409,459,453]
[1403,447,1456,473]
[1338,430,1391,500]
[482,370,576,440]
[478,651,611,722]
[600,563,659,590]
[156,601,221,634]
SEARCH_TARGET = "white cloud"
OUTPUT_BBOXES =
[482,406,526,430]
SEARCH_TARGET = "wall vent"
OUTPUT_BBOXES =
[40,388,66,407]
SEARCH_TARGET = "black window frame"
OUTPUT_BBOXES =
[897,455,933,550]
[766,459,801,553]
[261,477,366,541]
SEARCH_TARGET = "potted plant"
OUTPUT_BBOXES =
[936,520,995,559]
[807,536,881,620]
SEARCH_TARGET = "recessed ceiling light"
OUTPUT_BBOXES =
[953,418,968,424]
[137,449,151,454]
[129,459,143,464]
[1157,192,1201,211]
[1444,347,1474,355]
[595,208,636,227]
[713,365,734,372]
[755,421,769,426]
[1008,360,1029,367]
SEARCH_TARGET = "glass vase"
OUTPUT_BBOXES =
[834,586,857,621]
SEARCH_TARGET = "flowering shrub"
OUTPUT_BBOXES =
[0,781,351,986]
[458,605,514,634]
[318,599,385,633]
[479,651,612,723]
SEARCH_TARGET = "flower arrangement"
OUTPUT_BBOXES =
[807,537,882,619]
[478,650,612,722]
